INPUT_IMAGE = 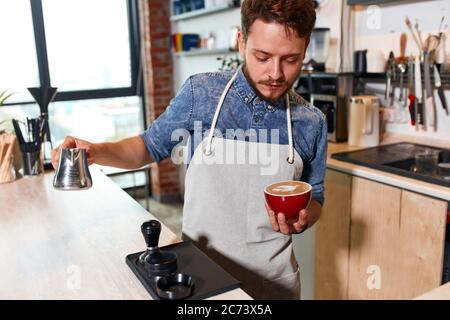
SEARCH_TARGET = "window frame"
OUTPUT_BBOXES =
[4,0,146,127]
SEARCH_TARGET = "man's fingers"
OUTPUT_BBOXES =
[277,213,291,235]
[293,210,308,232]
[297,209,308,224]
[293,221,307,233]
[268,211,279,232]
[50,136,79,169]
[62,136,77,149]
[265,203,279,231]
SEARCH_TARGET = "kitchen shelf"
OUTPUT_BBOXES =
[170,4,238,22]
[173,48,238,57]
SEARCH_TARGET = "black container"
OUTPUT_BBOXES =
[156,273,194,300]
[354,50,368,73]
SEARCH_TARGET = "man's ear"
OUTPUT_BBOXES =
[238,31,246,58]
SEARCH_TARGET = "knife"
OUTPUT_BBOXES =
[385,51,396,107]
[415,55,425,129]
[385,66,392,104]
[434,64,449,115]
[398,63,406,104]
[407,57,416,125]
[423,52,435,129]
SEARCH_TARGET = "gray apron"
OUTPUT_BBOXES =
[182,71,303,300]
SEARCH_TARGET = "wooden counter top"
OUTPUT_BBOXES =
[327,134,450,201]
[0,167,251,300]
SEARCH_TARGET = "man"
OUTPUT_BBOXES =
[52,0,326,300]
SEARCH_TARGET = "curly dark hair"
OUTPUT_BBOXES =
[241,0,316,41]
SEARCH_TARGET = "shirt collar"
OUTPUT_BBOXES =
[233,67,257,105]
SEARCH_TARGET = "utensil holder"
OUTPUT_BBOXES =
[22,150,43,176]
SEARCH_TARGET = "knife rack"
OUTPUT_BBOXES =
[355,72,450,89]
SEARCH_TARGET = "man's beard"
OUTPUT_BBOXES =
[241,62,300,104]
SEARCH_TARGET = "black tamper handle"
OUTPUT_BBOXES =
[141,220,161,249]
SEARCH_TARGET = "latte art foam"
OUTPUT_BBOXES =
[272,185,297,192]
[266,181,309,195]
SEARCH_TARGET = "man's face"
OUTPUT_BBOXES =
[238,19,308,102]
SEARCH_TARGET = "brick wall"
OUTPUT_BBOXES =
[139,0,181,203]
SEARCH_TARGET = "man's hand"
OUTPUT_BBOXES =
[265,202,309,235]
[51,136,94,169]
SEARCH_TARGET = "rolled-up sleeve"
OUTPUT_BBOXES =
[301,116,327,206]
[140,77,194,163]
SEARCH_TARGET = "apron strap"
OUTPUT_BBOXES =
[205,71,239,156]
[205,71,295,165]
[286,92,295,164]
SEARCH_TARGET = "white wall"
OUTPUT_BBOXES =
[315,0,345,72]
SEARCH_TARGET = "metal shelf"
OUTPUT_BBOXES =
[173,48,238,57]
[170,4,238,22]
[347,0,415,5]
[357,72,450,88]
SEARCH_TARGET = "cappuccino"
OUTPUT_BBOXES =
[266,181,310,195]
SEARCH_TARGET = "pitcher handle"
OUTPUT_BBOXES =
[362,98,373,135]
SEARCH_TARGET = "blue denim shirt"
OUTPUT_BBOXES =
[141,68,328,205]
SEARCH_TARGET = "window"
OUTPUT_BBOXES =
[0,0,40,103]
[49,96,144,143]
[42,0,132,91]
[0,0,145,145]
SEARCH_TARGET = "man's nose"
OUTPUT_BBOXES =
[268,60,284,82]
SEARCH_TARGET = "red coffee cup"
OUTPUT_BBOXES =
[264,180,312,222]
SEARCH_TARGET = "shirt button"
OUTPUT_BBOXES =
[267,105,273,110]
[244,97,249,103]
[255,97,261,104]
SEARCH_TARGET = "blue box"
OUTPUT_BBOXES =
[172,0,182,15]
[182,34,200,51]
[180,0,192,13]
[191,0,205,10]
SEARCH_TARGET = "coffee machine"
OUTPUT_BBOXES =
[294,73,353,142]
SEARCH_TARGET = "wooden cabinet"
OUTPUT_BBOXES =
[315,169,448,299]
[315,169,352,299]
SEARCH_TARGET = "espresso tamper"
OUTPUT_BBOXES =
[139,220,177,277]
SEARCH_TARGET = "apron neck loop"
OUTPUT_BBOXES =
[286,92,295,164]
[205,70,295,164]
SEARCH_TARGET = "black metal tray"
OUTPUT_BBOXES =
[331,142,450,187]
[126,241,240,300]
